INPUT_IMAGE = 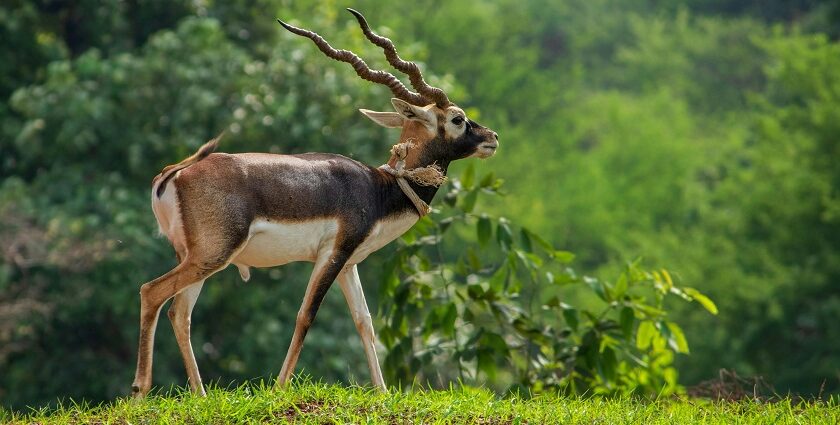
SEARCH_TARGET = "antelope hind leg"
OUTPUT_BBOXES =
[131,261,216,398]
[167,281,206,395]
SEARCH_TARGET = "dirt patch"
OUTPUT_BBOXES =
[279,400,325,420]
[686,369,775,401]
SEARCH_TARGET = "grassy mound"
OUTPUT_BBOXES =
[4,382,838,424]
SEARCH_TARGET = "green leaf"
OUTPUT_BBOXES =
[442,303,458,337]
[599,334,618,353]
[467,283,485,300]
[422,308,441,338]
[519,228,533,252]
[665,321,690,354]
[668,286,692,301]
[614,272,628,298]
[684,287,719,315]
[636,320,656,350]
[479,172,496,188]
[563,307,579,331]
[461,163,476,188]
[461,189,478,213]
[619,307,634,338]
[523,228,554,252]
[661,269,674,289]
[488,266,508,291]
[443,191,458,207]
[552,250,575,263]
[496,221,513,250]
[514,249,543,269]
[631,302,666,317]
[601,346,617,382]
[438,216,454,234]
[466,247,481,271]
[477,349,496,380]
[551,270,577,285]
[584,276,610,302]
[482,332,508,353]
[477,215,492,246]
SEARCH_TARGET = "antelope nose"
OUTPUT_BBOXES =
[492,132,499,140]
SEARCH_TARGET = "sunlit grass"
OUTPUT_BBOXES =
[4,380,839,424]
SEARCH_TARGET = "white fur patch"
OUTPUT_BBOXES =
[151,173,187,253]
[232,213,417,269]
[233,218,339,268]
[349,212,418,264]
[443,106,467,141]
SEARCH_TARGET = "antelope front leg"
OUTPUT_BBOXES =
[167,281,206,395]
[276,250,350,387]
[337,264,385,391]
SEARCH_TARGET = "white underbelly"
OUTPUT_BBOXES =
[233,213,417,269]
[233,218,339,267]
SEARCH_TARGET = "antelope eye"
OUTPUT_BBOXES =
[452,116,464,125]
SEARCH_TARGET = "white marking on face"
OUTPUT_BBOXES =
[443,106,468,141]
[470,143,498,158]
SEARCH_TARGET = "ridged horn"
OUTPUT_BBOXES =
[346,8,451,108]
[277,18,428,106]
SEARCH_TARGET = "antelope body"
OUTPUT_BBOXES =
[131,9,499,397]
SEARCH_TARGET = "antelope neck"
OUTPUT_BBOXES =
[384,147,451,209]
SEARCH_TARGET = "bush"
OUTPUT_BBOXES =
[379,167,718,396]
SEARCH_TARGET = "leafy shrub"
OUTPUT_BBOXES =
[379,167,718,396]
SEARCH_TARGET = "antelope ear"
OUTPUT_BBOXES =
[391,98,435,126]
[359,109,404,128]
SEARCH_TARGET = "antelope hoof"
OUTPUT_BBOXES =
[131,384,147,399]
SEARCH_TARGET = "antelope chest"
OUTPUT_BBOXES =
[348,212,417,264]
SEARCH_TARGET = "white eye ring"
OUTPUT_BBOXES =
[451,116,464,125]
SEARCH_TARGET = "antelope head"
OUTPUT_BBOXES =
[278,9,499,171]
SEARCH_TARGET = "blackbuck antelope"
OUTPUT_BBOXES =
[131,9,499,397]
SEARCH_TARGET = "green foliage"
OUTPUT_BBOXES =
[359,5,840,397]
[379,170,716,396]
[614,11,768,112]
[699,30,840,393]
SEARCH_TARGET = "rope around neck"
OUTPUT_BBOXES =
[379,142,447,217]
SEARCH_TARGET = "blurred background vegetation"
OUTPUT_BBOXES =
[2,0,839,409]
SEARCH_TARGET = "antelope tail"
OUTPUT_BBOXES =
[153,132,223,198]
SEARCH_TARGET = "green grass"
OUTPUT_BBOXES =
[4,381,839,424]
